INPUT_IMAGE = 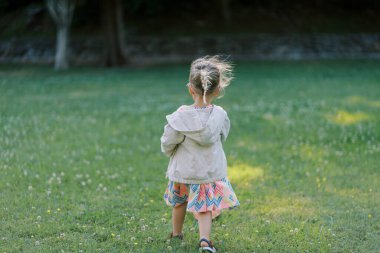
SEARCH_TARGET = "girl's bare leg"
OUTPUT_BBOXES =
[172,202,187,236]
[197,211,212,246]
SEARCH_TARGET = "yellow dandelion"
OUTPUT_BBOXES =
[47,209,51,214]
[111,233,115,237]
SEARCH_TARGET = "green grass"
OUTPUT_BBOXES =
[0,60,379,252]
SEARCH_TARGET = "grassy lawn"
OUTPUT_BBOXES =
[0,60,379,252]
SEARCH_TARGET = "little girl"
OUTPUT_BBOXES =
[160,55,239,252]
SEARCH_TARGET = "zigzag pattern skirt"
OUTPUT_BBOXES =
[164,177,240,219]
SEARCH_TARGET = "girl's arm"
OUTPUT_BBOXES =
[221,113,230,142]
[160,124,185,157]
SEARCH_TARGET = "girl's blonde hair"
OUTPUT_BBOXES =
[188,55,233,104]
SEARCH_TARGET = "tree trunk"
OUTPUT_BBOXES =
[101,0,127,67]
[55,25,69,70]
[218,0,231,26]
[46,0,74,70]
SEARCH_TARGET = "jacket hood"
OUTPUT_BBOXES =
[166,105,227,145]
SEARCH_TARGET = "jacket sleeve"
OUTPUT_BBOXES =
[160,124,185,157]
[221,112,230,142]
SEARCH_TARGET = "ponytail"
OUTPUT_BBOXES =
[200,69,210,105]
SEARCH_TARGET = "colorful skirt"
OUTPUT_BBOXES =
[164,177,239,219]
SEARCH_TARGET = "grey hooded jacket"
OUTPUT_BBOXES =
[160,105,230,184]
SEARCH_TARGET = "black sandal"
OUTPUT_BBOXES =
[168,231,184,240]
[199,238,216,253]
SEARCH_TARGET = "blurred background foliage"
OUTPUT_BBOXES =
[1,0,380,39]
